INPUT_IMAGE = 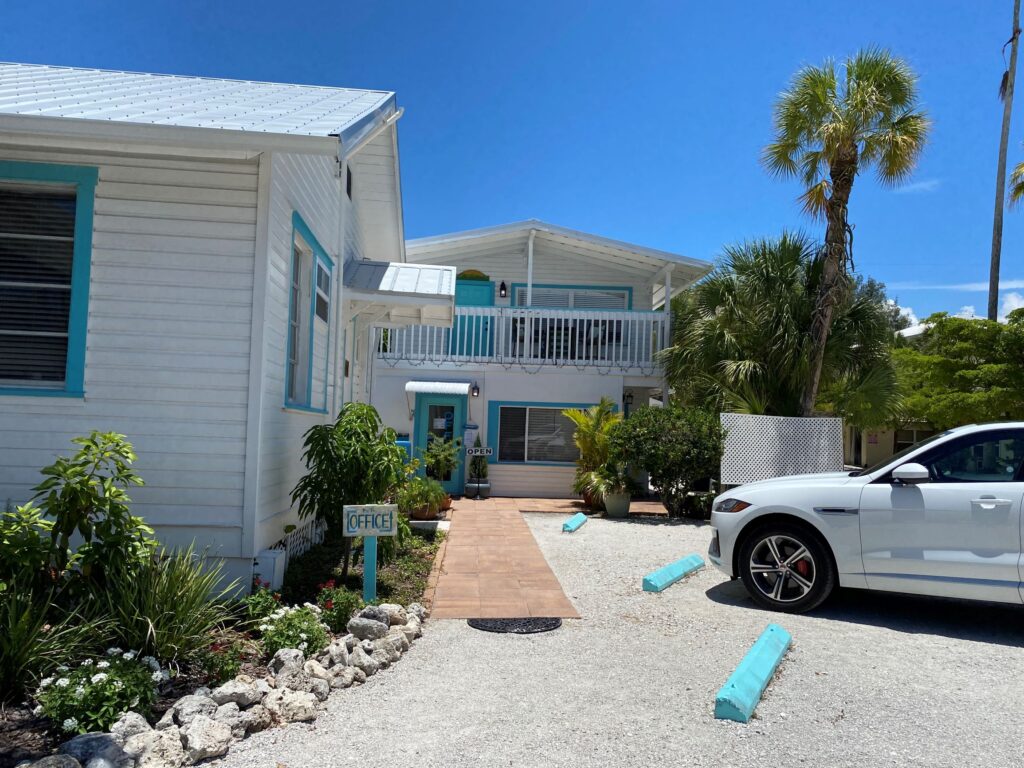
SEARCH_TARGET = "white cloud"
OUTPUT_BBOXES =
[888,278,1024,291]
[893,178,941,194]
[954,305,978,319]
[887,299,918,325]
[1001,291,1024,319]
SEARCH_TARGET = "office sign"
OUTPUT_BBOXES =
[343,504,398,538]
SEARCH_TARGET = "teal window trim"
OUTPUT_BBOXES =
[0,161,97,398]
[487,400,605,466]
[509,283,634,311]
[285,211,334,414]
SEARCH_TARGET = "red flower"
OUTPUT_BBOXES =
[272,593,281,601]
[324,599,334,610]
[324,579,336,589]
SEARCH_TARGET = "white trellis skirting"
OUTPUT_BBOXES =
[720,413,844,486]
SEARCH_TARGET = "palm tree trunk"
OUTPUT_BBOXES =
[801,149,857,417]
[989,0,1020,321]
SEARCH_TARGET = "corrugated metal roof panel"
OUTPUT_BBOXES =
[344,259,455,299]
[0,62,395,140]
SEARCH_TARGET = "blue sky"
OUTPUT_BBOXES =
[2,1,1022,320]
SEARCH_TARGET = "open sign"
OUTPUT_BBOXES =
[343,504,398,537]
[466,446,494,457]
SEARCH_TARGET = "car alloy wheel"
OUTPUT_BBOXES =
[738,522,836,613]
[748,534,816,603]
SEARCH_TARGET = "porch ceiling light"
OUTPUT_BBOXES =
[471,383,480,397]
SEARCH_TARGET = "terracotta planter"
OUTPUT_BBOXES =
[409,505,435,521]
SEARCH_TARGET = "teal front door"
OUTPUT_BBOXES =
[452,279,494,357]
[415,393,466,495]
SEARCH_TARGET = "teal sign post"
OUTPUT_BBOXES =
[343,504,398,602]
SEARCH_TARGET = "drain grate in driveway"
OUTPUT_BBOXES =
[467,617,562,634]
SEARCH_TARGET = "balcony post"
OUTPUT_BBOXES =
[526,228,535,306]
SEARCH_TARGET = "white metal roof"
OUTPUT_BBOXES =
[0,62,396,150]
[344,259,456,327]
[405,219,711,302]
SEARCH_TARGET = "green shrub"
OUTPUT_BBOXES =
[468,435,489,480]
[608,406,724,517]
[243,578,282,623]
[0,577,105,702]
[36,651,163,734]
[194,636,247,685]
[420,436,462,482]
[96,546,239,664]
[0,502,54,590]
[31,432,155,578]
[396,476,445,517]
[257,604,330,659]
[315,580,363,633]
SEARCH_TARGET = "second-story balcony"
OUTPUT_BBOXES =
[375,306,668,372]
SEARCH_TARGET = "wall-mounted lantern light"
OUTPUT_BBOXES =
[471,382,480,398]
[499,281,507,298]
[623,391,634,413]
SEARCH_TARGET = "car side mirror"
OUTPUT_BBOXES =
[892,462,929,485]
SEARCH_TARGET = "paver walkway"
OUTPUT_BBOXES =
[428,500,580,619]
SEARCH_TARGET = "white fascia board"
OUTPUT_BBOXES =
[0,113,341,155]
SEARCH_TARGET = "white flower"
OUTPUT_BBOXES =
[74,685,85,698]
[62,717,79,731]
[56,665,69,672]
[96,660,110,669]
[160,670,170,682]
[39,677,54,689]
[90,673,108,684]
[298,642,307,651]
[299,633,308,640]
[55,678,70,688]
[113,680,124,690]
[32,705,43,716]
[259,624,270,632]
[151,670,163,683]
[106,647,123,656]
[130,697,139,708]
[141,656,160,672]
[122,650,137,661]
[80,659,93,667]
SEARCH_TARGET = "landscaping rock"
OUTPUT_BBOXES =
[348,646,379,677]
[377,603,408,626]
[154,710,176,732]
[236,704,271,735]
[406,602,427,621]
[326,639,349,667]
[214,702,245,739]
[303,659,332,681]
[122,727,185,768]
[373,636,402,660]
[386,627,410,653]
[342,634,358,651]
[347,616,389,641]
[352,667,367,684]
[211,678,262,708]
[263,690,318,723]
[330,666,359,689]
[254,678,273,697]
[370,648,393,668]
[109,711,151,745]
[357,605,391,625]
[22,756,81,768]
[309,677,330,702]
[169,693,218,728]
[59,733,131,767]
[180,715,233,763]
[268,648,313,693]
[399,622,418,644]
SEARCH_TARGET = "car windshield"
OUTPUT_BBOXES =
[849,430,952,477]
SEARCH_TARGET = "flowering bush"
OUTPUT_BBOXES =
[257,604,329,659]
[36,649,167,734]
[315,580,362,633]
[243,578,282,623]
[194,638,246,685]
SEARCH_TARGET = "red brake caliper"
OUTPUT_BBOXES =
[794,558,811,578]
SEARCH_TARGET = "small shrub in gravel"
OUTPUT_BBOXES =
[242,578,282,622]
[194,637,247,685]
[35,650,166,734]
[257,605,329,659]
[315,580,363,634]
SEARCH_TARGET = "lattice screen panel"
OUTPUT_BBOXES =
[720,413,844,486]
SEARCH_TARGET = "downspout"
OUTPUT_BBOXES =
[332,151,349,414]
[663,265,673,403]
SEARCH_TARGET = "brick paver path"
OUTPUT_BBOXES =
[429,500,581,619]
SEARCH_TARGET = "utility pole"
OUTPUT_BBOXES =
[989,0,1020,321]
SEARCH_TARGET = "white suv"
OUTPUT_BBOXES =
[709,423,1024,613]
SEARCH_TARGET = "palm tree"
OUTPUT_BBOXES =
[562,398,621,507]
[763,48,929,416]
[993,0,1021,321]
[662,233,901,428]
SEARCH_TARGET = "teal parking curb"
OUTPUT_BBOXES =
[714,623,792,723]
[562,512,588,532]
[641,553,705,592]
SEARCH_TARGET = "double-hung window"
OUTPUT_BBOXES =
[285,212,333,411]
[497,405,581,464]
[0,162,97,396]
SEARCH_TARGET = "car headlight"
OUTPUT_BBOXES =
[713,498,752,514]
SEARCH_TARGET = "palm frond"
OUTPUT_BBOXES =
[798,178,832,219]
[1010,161,1024,207]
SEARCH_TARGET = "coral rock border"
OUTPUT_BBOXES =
[20,603,427,768]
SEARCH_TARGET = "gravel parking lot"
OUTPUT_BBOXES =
[216,514,1024,768]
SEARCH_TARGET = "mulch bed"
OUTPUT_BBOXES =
[0,704,60,768]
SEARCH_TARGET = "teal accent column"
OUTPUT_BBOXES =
[363,537,378,603]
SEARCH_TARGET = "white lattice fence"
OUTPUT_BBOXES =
[720,413,844,485]
[271,517,327,572]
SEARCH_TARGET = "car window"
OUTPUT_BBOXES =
[919,431,1024,483]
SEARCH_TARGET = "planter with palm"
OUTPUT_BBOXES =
[563,397,621,510]
[763,48,929,415]
[420,436,462,512]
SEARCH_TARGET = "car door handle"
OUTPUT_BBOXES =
[971,497,1013,508]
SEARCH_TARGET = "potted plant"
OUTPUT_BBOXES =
[563,398,621,509]
[421,435,462,509]
[465,435,490,499]
[397,476,447,520]
[583,462,639,518]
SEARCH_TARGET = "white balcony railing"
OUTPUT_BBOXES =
[376,306,668,371]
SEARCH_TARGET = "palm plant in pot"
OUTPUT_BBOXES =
[421,435,462,509]
[563,397,621,509]
[464,436,490,499]
[582,462,639,518]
